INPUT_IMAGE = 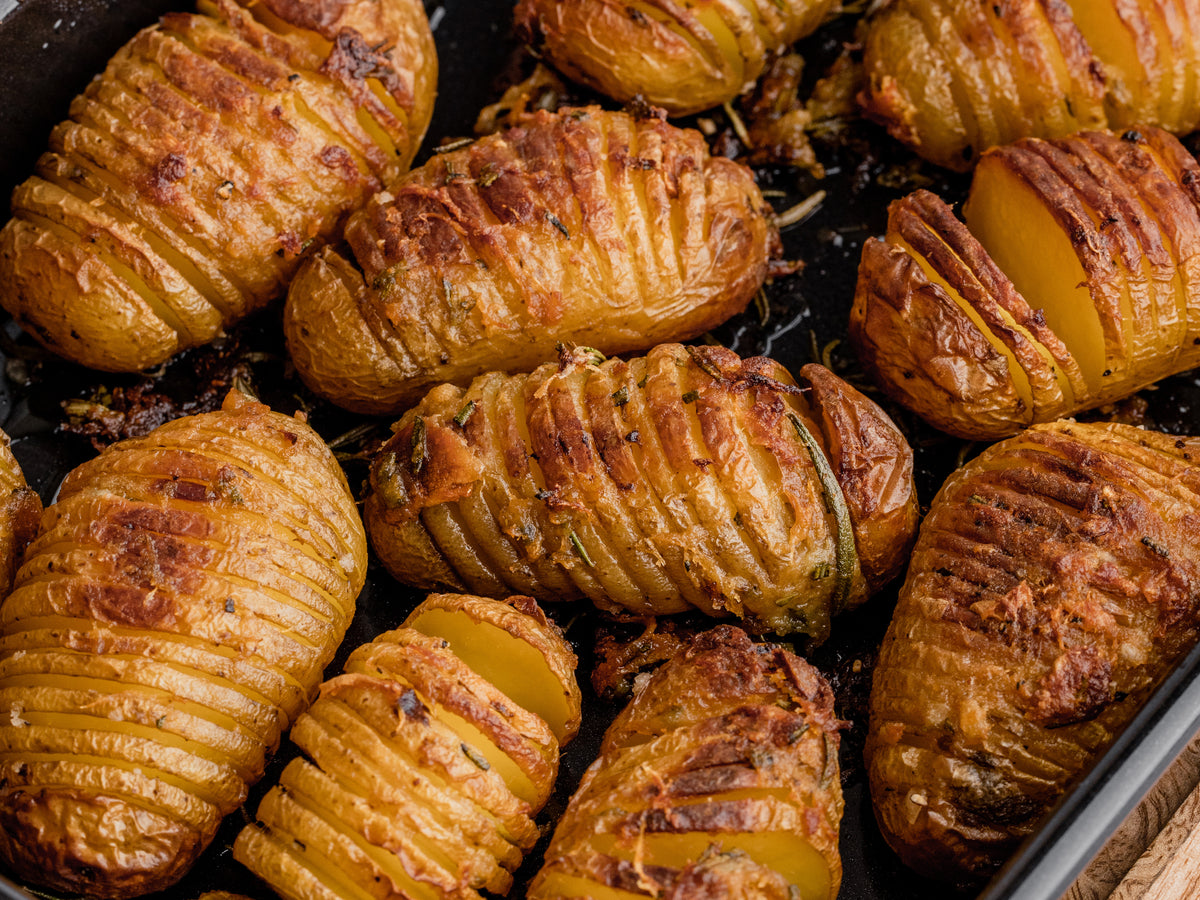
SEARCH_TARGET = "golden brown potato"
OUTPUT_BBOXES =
[529,625,844,900]
[859,0,1107,170]
[851,126,1200,440]
[283,106,777,416]
[234,592,581,900]
[0,0,436,373]
[866,421,1200,881]
[363,342,917,643]
[0,391,368,898]
[513,0,840,115]
[0,432,41,595]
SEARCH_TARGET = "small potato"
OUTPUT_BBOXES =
[514,0,840,115]
[867,421,1200,881]
[0,391,368,898]
[530,625,844,900]
[283,106,777,415]
[234,593,581,900]
[364,343,918,643]
[851,127,1200,440]
[0,0,436,372]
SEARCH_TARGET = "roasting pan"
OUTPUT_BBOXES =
[1,2,1199,898]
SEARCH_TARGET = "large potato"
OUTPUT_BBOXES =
[0,391,368,898]
[513,0,840,115]
[0,0,436,373]
[866,421,1200,881]
[530,625,844,900]
[859,0,1200,170]
[234,593,581,899]
[851,127,1200,440]
[283,106,777,415]
[363,342,918,643]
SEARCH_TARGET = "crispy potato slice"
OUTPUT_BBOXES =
[0,391,367,898]
[867,421,1200,881]
[235,593,579,900]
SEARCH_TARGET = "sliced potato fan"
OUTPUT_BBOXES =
[0,391,368,899]
[0,0,437,372]
[529,625,843,900]
[234,592,581,900]
[851,126,1200,440]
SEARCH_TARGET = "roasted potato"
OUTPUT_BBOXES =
[859,0,1200,170]
[0,433,40,595]
[364,342,918,643]
[0,0,437,373]
[234,592,581,899]
[0,391,368,898]
[851,126,1200,440]
[513,0,840,115]
[866,421,1200,881]
[530,625,844,900]
[283,106,777,415]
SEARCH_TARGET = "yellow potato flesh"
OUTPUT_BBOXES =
[430,704,540,806]
[965,163,1110,392]
[535,871,646,899]
[591,830,831,900]
[887,233,1036,416]
[409,608,574,744]
[1063,0,1142,109]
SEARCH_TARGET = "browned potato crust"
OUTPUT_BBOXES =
[851,127,1200,440]
[283,106,777,415]
[0,0,436,372]
[513,0,840,115]
[363,342,917,643]
[233,593,581,900]
[0,391,368,898]
[529,625,844,900]
[0,433,41,595]
[867,421,1200,881]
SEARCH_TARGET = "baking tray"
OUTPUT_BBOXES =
[1,1,1199,898]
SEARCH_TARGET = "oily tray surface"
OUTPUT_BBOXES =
[1,1,1199,898]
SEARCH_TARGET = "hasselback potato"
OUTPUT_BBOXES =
[364,342,918,643]
[0,0,437,373]
[513,0,840,115]
[0,391,368,898]
[234,592,580,899]
[851,126,1200,440]
[283,106,777,415]
[530,625,844,899]
[859,0,1200,170]
[866,421,1200,881]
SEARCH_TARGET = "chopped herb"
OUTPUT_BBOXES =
[534,489,551,501]
[478,163,500,187]
[545,210,570,238]
[442,278,454,307]
[225,598,236,614]
[968,493,987,504]
[787,723,810,744]
[811,562,831,580]
[462,743,491,770]
[216,180,235,200]
[453,401,476,428]
[611,387,629,407]
[156,715,167,728]
[626,430,640,443]
[1142,536,1170,558]
[397,688,427,723]
[568,530,594,567]
[681,390,699,404]
[686,345,723,379]
[819,731,838,789]
[409,416,427,475]
[637,374,648,389]
[433,136,473,154]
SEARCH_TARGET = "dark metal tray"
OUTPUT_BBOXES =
[1,2,1198,898]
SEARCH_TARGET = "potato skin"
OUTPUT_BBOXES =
[859,0,1108,170]
[0,391,367,898]
[234,593,581,900]
[530,625,844,900]
[866,421,1200,881]
[284,106,776,415]
[0,433,41,595]
[0,0,436,373]
[364,343,916,642]
[513,0,839,115]
[851,127,1200,440]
